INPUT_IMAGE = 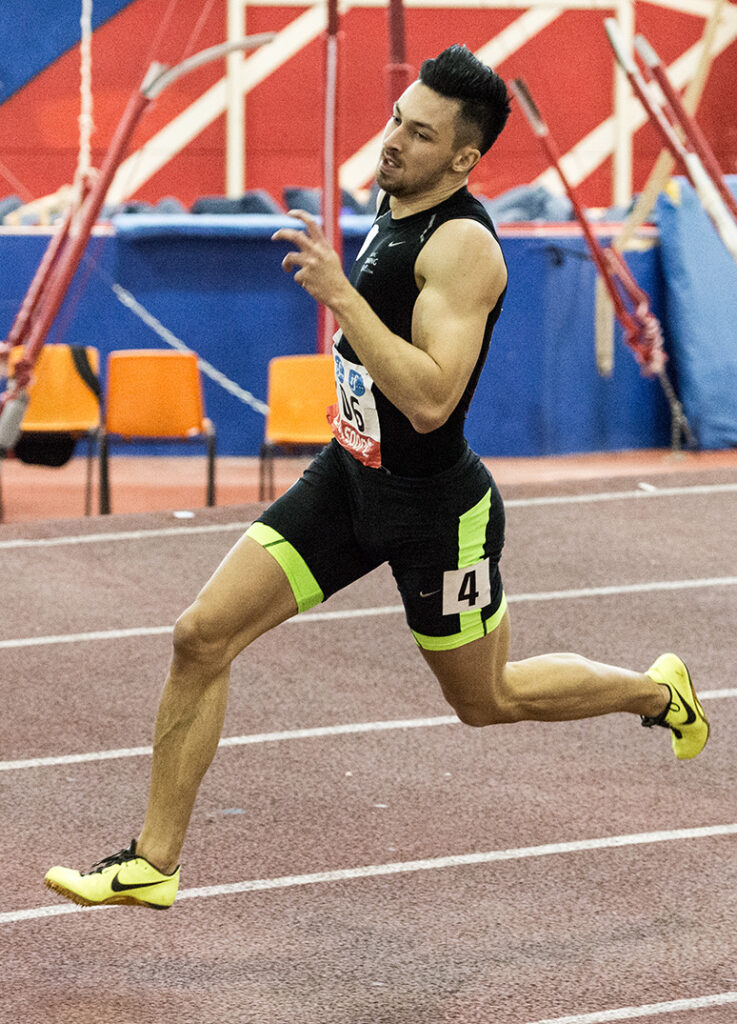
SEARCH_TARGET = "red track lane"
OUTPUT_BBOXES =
[2,467,737,1024]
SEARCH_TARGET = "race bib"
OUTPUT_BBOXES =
[328,336,382,468]
[442,558,491,616]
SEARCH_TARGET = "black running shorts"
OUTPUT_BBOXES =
[247,439,506,651]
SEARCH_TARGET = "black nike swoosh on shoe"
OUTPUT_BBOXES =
[670,685,697,726]
[110,873,168,893]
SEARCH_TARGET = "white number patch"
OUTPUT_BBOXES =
[442,558,491,616]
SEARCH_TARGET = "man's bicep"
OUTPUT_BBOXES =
[412,220,506,369]
[402,284,487,430]
[411,280,489,383]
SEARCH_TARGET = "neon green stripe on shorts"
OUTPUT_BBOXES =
[412,592,506,651]
[246,522,323,614]
[411,487,506,651]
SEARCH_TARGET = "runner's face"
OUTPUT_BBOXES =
[376,82,467,198]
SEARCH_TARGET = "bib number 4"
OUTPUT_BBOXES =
[442,558,491,616]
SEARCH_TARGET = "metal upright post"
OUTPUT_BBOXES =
[226,0,247,197]
[612,0,634,207]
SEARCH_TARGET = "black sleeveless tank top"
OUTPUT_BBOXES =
[329,186,506,476]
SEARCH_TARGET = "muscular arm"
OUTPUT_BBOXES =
[273,212,507,433]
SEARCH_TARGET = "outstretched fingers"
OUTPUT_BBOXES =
[271,209,325,248]
[286,209,327,241]
[271,207,348,304]
[271,210,324,280]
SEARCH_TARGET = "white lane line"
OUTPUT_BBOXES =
[300,575,737,620]
[0,625,175,649]
[0,715,459,771]
[701,688,737,699]
[508,577,737,602]
[0,482,735,551]
[4,821,737,926]
[525,989,737,1023]
[505,481,737,509]
[2,575,736,650]
[1,687,733,774]
[0,521,254,550]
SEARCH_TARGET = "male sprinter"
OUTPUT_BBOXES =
[45,45,708,910]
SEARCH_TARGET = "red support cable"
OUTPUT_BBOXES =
[511,76,696,449]
[510,77,664,372]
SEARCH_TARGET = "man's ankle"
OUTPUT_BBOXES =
[644,682,671,720]
[135,836,178,876]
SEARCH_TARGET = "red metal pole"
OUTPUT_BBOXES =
[0,34,275,433]
[4,204,74,350]
[20,87,152,371]
[319,0,342,353]
[385,0,412,113]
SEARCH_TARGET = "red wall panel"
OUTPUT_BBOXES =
[0,1,735,210]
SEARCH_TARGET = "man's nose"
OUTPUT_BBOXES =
[384,122,402,149]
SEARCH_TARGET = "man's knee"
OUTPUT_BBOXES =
[446,667,524,727]
[452,695,520,727]
[171,602,233,673]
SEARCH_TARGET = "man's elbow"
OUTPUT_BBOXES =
[409,402,452,434]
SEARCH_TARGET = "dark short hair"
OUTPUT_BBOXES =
[419,44,511,155]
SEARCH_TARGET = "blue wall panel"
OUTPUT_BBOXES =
[464,233,670,455]
[656,176,737,449]
[0,215,672,457]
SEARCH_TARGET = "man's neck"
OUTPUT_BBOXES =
[388,178,468,219]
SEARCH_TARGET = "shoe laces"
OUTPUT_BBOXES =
[640,685,675,730]
[641,687,686,738]
[85,839,138,875]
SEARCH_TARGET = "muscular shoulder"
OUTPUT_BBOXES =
[415,218,507,303]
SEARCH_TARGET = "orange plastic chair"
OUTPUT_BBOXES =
[99,349,216,514]
[5,343,101,516]
[259,353,336,500]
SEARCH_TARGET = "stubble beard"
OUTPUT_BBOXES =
[375,164,403,196]
[375,162,444,199]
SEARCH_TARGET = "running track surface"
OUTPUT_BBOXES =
[3,464,737,1024]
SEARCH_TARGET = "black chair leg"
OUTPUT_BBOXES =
[84,428,97,516]
[206,433,216,507]
[99,432,110,514]
[259,445,269,502]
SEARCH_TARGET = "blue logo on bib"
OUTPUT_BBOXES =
[348,370,365,396]
[334,355,345,383]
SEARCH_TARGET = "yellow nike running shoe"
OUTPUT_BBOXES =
[45,840,179,909]
[641,653,710,760]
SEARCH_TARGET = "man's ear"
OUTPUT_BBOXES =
[453,145,481,174]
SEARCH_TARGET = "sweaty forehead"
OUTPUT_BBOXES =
[396,81,461,136]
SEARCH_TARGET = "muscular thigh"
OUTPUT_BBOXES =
[421,609,511,712]
[188,534,300,655]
